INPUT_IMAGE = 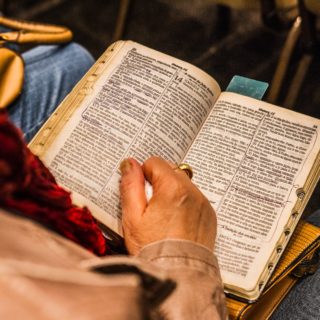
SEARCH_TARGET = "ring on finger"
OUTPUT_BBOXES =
[174,163,193,179]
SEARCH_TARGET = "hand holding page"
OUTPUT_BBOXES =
[120,156,216,255]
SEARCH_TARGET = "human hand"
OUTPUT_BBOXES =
[120,156,217,255]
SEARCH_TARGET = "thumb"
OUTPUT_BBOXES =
[120,158,147,227]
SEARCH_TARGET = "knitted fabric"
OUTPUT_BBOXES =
[0,111,107,255]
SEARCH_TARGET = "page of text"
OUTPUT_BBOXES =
[43,41,221,234]
[184,92,320,292]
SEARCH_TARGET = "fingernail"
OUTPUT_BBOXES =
[120,159,132,175]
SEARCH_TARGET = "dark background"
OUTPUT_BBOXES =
[3,0,319,214]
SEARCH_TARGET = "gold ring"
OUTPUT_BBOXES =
[175,163,193,179]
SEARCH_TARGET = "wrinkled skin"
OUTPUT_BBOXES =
[120,156,217,255]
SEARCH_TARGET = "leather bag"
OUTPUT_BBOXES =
[0,16,72,109]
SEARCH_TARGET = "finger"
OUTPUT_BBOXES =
[166,160,177,169]
[142,156,176,188]
[143,157,194,195]
[161,159,192,181]
[120,158,147,226]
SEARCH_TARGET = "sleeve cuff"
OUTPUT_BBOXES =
[138,239,221,279]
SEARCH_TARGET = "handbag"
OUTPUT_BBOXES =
[0,16,72,109]
[226,220,320,319]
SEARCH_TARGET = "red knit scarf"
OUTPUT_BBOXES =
[0,111,107,255]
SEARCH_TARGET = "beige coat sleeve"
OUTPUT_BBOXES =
[138,239,228,320]
[0,209,227,319]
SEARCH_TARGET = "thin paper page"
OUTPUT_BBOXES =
[184,92,320,293]
[41,41,221,235]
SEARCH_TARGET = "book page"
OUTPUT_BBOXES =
[39,41,221,235]
[184,92,320,294]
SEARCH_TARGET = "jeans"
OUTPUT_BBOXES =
[7,42,320,320]
[271,209,320,320]
[8,43,94,142]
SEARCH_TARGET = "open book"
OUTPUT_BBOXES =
[29,41,320,302]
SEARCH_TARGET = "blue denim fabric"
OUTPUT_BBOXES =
[271,209,320,320]
[8,43,94,142]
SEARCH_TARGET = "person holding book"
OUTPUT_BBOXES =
[1,39,228,319]
[1,116,227,317]
[1,39,320,320]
